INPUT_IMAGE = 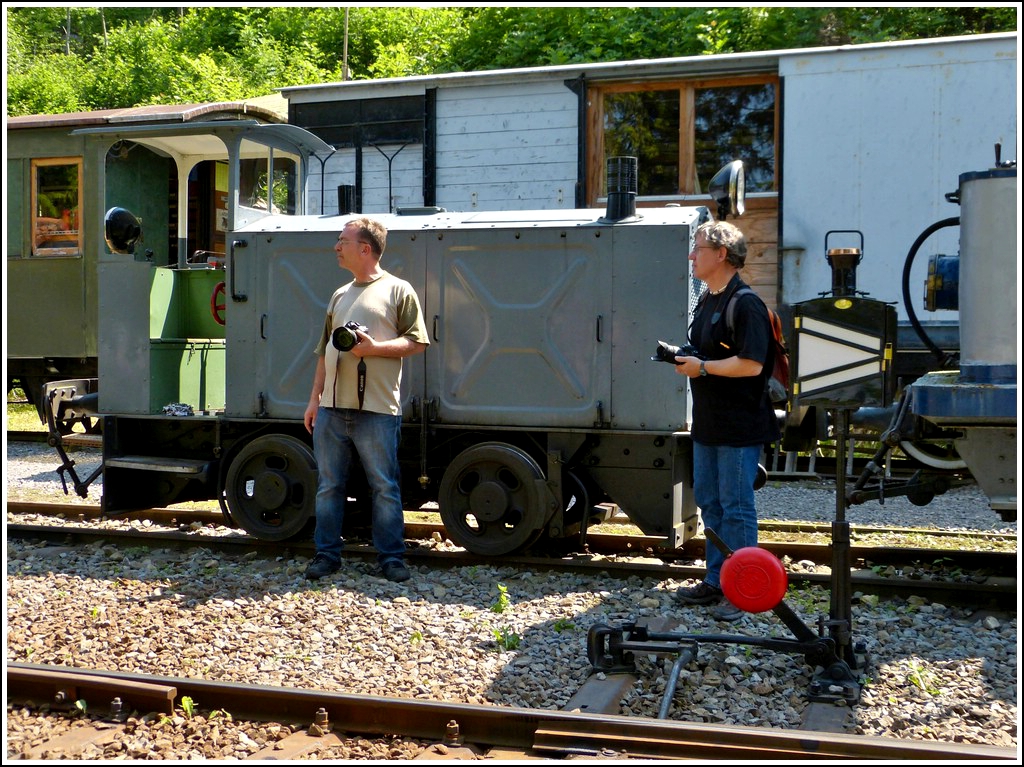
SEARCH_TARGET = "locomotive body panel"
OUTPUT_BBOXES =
[228,208,700,431]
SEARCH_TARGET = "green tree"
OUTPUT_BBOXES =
[315,6,471,79]
[441,6,1016,70]
[5,5,1016,116]
[5,53,90,115]
[80,19,178,109]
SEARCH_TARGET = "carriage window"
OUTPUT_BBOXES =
[603,90,680,197]
[590,76,777,203]
[32,157,83,257]
[240,155,299,215]
[694,83,776,194]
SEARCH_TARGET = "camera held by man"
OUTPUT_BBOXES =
[332,320,370,352]
[651,340,705,364]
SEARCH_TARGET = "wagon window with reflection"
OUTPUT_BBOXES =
[591,76,777,202]
[694,83,776,194]
[32,158,83,257]
[238,142,300,219]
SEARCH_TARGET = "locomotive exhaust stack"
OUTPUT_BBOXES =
[599,155,639,223]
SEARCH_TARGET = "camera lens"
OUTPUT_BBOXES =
[332,326,358,351]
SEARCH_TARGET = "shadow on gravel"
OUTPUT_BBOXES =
[6,530,1016,746]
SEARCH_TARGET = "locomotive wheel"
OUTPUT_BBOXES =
[439,442,552,556]
[224,434,317,541]
[211,281,227,326]
[899,439,967,471]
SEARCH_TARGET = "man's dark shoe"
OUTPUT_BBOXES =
[305,553,340,581]
[674,580,723,605]
[381,561,411,583]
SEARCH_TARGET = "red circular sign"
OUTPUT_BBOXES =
[720,547,788,613]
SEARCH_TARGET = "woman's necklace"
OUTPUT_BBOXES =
[708,289,728,325]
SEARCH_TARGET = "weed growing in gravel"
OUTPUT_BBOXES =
[784,584,824,612]
[491,626,521,651]
[410,629,424,644]
[180,696,196,718]
[490,583,511,613]
[905,661,941,695]
[552,618,575,632]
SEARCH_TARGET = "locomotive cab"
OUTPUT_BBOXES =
[78,120,332,417]
[43,121,336,536]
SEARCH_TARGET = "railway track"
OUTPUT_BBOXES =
[6,501,1016,608]
[8,501,1016,754]
[7,663,1016,760]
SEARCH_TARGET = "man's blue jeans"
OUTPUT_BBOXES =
[692,441,761,588]
[312,407,406,567]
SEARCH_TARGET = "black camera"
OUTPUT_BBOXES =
[651,340,705,364]
[332,321,369,352]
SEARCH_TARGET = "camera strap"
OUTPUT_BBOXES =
[357,358,366,411]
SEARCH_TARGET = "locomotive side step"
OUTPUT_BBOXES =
[105,456,209,474]
[58,433,103,449]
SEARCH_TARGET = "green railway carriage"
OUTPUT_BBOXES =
[6,100,288,407]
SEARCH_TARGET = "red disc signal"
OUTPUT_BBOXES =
[720,547,788,613]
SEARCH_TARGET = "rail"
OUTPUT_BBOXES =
[7,663,1016,760]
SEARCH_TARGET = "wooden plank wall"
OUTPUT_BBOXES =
[732,196,779,311]
[434,82,578,212]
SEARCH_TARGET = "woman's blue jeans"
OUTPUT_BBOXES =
[312,407,406,566]
[692,440,762,588]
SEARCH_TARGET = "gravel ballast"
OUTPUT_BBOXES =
[5,440,1018,757]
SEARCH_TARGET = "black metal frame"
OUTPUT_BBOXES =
[586,417,870,714]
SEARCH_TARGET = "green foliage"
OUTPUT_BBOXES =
[5,54,90,115]
[354,6,469,79]
[905,662,942,695]
[439,7,711,71]
[5,6,1016,116]
[490,583,511,614]
[81,20,175,109]
[491,626,521,651]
